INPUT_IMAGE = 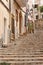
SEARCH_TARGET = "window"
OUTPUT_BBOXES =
[36,15,38,19]
[34,5,38,8]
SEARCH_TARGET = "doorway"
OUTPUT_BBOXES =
[4,18,7,43]
[16,10,18,26]
[11,17,15,40]
[19,11,22,35]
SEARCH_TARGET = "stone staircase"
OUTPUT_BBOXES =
[0,49,43,64]
[0,55,43,64]
[0,30,43,65]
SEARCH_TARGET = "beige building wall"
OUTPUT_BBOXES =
[1,0,9,9]
[14,1,21,39]
[10,0,27,39]
[0,2,9,45]
[21,7,26,35]
[0,6,4,39]
[11,0,15,14]
[34,0,40,4]
[11,0,20,39]
[28,0,33,9]
[0,0,28,44]
[15,10,21,39]
[11,0,24,39]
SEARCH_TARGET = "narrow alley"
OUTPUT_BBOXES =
[0,0,43,65]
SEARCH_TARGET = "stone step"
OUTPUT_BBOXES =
[0,57,43,60]
[0,51,43,55]
[0,47,43,55]
[0,60,43,63]
[0,54,43,57]
[0,54,43,63]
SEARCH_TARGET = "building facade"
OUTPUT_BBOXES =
[0,0,28,46]
[0,0,10,46]
[0,0,43,46]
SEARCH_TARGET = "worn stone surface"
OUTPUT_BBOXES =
[0,29,43,64]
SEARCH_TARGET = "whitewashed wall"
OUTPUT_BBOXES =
[1,0,9,9]
[0,3,9,45]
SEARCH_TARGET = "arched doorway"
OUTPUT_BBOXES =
[11,15,15,40]
[19,11,22,35]
[16,10,18,26]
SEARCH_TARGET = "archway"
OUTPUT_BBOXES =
[19,11,22,35]
[16,10,18,26]
[11,15,15,40]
